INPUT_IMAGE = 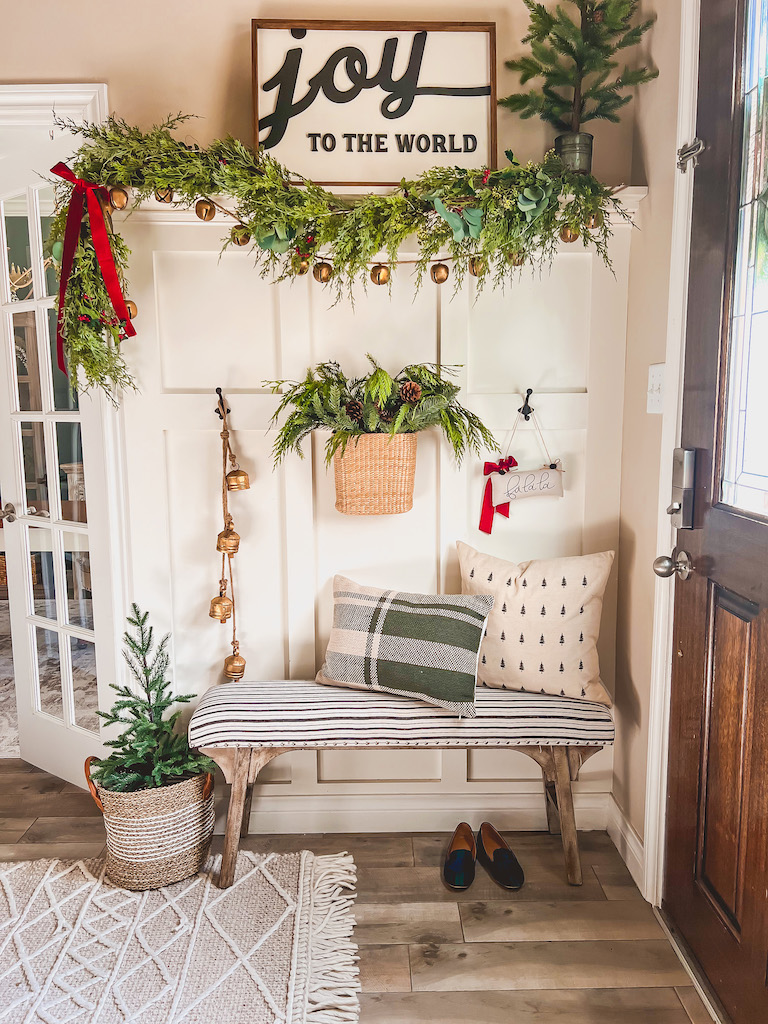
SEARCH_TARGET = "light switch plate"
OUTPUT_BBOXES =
[647,363,665,414]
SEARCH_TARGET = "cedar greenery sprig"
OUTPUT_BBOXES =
[499,1,658,133]
[49,114,628,400]
[89,604,214,793]
[266,357,499,466]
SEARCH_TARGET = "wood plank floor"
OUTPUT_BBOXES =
[0,758,713,1023]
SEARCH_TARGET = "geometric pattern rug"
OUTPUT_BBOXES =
[0,851,360,1023]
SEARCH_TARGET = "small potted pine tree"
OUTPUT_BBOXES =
[499,0,658,173]
[85,605,216,890]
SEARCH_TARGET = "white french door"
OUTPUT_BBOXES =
[0,87,122,785]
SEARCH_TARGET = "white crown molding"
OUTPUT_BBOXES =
[0,84,108,126]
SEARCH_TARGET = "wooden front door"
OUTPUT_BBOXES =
[663,0,768,1020]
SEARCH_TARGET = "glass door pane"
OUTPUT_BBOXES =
[38,185,59,298]
[4,195,33,302]
[13,310,42,411]
[721,0,768,515]
[21,421,49,514]
[56,422,87,523]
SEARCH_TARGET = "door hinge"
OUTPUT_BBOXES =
[677,138,705,172]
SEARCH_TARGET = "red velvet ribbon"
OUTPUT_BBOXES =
[51,162,136,376]
[479,456,518,534]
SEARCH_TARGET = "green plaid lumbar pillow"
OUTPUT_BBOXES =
[316,575,494,717]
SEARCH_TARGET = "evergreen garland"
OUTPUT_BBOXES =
[268,357,498,465]
[499,1,658,133]
[89,604,214,793]
[49,115,628,400]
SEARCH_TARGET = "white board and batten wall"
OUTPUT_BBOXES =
[117,188,645,833]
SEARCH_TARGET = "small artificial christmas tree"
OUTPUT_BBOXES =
[500,1,658,136]
[90,604,214,792]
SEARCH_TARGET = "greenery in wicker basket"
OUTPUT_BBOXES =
[49,114,627,401]
[267,357,499,466]
[89,604,214,793]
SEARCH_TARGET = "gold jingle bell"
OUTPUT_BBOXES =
[209,593,233,622]
[232,225,251,246]
[125,299,138,319]
[109,186,129,210]
[468,256,485,277]
[559,224,580,244]
[370,263,390,286]
[508,252,525,267]
[226,466,250,491]
[195,198,216,221]
[586,211,603,230]
[155,187,174,204]
[430,262,450,284]
[216,525,240,554]
[224,652,246,680]
[313,261,334,283]
[295,259,311,275]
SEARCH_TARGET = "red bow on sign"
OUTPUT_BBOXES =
[51,162,136,376]
[479,456,518,534]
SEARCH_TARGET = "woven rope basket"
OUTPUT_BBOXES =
[86,758,215,891]
[333,432,417,515]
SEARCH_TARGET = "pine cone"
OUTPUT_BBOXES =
[378,407,395,424]
[345,399,363,422]
[400,380,422,404]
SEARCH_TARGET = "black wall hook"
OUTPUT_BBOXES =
[214,387,231,421]
[518,388,534,421]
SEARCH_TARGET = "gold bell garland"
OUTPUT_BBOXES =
[210,388,250,680]
[50,114,628,401]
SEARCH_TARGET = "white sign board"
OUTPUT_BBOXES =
[252,21,497,185]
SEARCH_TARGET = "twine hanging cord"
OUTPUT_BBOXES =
[217,392,241,658]
[502,402,560,470]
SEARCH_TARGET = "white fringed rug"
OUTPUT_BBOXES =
[0,851,360,1023]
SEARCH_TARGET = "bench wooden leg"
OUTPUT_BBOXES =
[200,746,291,888]
[220,749,250,888]
[542,771,561,835]
[240,784,254,838]
[552,746,582,886]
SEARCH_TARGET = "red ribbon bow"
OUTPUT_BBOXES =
[479,456,518,534]
[51,162,136,376]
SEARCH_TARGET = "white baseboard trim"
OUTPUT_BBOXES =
[214,790,611,835]
[607,794,646,895]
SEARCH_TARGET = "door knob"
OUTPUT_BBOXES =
[653,551,694,581]
[0,503,16,523]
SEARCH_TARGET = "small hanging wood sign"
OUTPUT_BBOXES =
[490,461,564,503]
[478,390,564,534]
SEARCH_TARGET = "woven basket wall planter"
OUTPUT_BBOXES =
[333,432,418,515]
[85,757,215,890]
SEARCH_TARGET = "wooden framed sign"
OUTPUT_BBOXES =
[252,20,497,186]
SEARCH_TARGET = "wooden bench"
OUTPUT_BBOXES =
[188,680,614,889]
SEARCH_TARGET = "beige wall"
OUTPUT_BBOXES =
[2,0,633,184]
[4,0,685,838]
[613,0,683,839]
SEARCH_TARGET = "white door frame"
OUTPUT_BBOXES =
[0,83,129,785]
[641,0,701,906]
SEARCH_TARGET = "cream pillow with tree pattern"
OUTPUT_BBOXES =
[457,542,614,705]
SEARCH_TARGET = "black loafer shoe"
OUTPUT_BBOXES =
[476,821,525,890]
[443,822,476,890]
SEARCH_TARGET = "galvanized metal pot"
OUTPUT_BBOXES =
[554,132,594,174]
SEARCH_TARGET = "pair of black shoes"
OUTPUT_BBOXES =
[443,821,525,891]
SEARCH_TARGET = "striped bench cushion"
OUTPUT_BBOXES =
[188,680,614,749]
